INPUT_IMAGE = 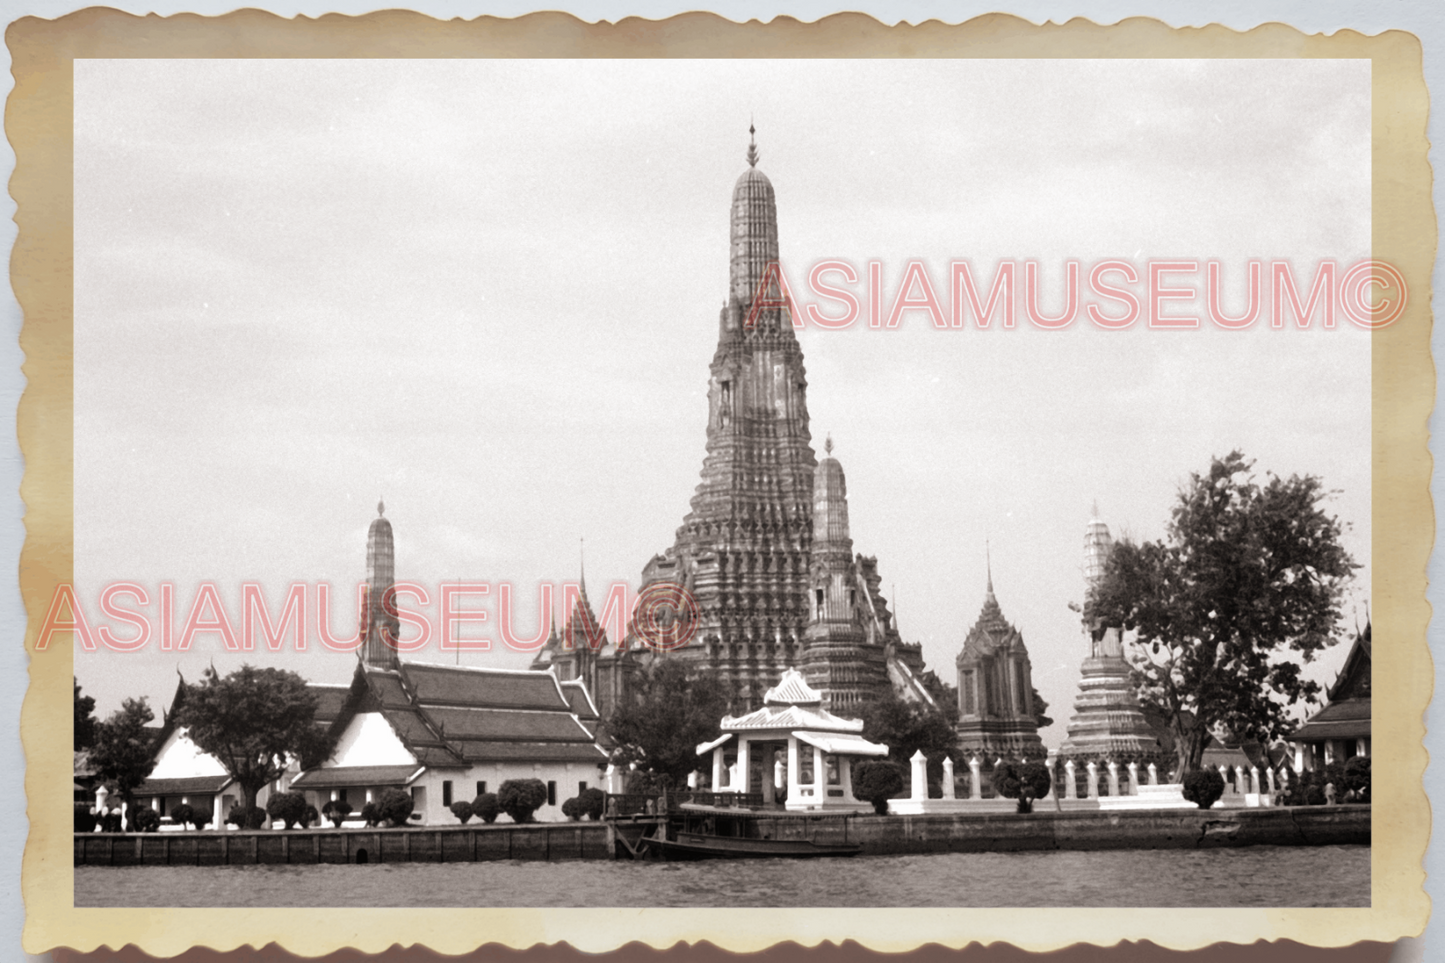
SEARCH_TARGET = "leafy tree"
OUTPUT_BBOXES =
[323,800,354,826]
[266,790,309,829]
[1030,688,1053,731]
[169,803,196,830]
[1182,769,1225,809]
[1343,756,1371,799]
[472,792,500,824]
[995,762,1052,813]
[359,803,380,827]
[603,659,732,786]
[74,678,98,751]
[860,690,961,795]
[561,797,582,821]
[131,807,161,833]
[228,802,268,829]
[1087,452,1357,775]
[852,760,905,814]
[449,800,474,824]
[178,665,333,823]
[88,697,157,829]
[577,787,607,820]
[497,779,548,823]
[375,788,414,826]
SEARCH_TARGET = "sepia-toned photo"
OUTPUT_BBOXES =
[14,13,1432,956]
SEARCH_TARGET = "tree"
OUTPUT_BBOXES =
[169,803,196,830]
[323,800,354,826]
[852,760,905,814]
[74,678,98,751]
[1087,452,1357,775]
[603,659,732,786]
[860,690,961,795]
[266,790,309,829]
[88,697,157,830]
[577,787,607,820]
[450,800,474,824]
[375,788,414,826]
[178,665,333,824]
[994,761,1052,813]
[472,792,500,824]
[131,807,161,833]
[561,797,582,821]
[1182,769,1225,810]
[1029,688,1053,731]
[497,779,548,823]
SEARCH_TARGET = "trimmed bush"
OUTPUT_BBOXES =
[375,788,414,827]
[228,802,268,829]
[193,808,213,829]
[577,787,607,821]
[304,805,320,828]
[100,809,124,833]
[322,799,353,827]
[994,762,1052,814]
[472,792,500,824]
[852,760,906,815]
[561,797,582,821]
[359,803,380,827]
[169,804,196,829]
[266,790,309,830]
[131,806,161,833]
[1343,756,1371,800]
[74,803,96,833]
[1182,769,1226,810]
[497,779,548,824]
[450,800,474,824]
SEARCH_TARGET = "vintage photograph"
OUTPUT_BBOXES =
[67,57,1376,908]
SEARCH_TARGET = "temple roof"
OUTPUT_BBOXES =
[764,668,822,706]
[957,576,1027,663]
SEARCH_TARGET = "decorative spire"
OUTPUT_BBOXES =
[746,122,759,168]
[579,536,589,603]
[824,433,834,456]
[986,539,994,596]
[378,498,385,517]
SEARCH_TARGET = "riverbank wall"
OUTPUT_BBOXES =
[73,805,1368,867]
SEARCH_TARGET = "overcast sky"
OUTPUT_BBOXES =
[73,58,1372,747]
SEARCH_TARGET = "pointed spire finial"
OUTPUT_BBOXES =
[986,539,994,595]
[824,433,834,456]
[378,498,385,517]
[579,536,588,600]
[746,121,759,168]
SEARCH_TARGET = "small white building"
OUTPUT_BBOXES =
[698,668,888,812]
[291,660,608,824]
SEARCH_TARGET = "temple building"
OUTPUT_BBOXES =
[294,504,609,824]
[552,127,930,713]
[1058,512,1162,761]
[531,575,641,727]
[952,568,1046,759]
[1289,621,1371,771]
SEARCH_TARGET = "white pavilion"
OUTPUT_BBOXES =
[697,668,889,811]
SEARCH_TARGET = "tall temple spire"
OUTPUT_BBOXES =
[362,500,399,669]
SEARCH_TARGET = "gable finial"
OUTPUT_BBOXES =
[378,498,385,517]
[824,433,834,456]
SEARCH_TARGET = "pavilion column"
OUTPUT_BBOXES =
[712,748,724,790]
[840,757,856,802]
[736,740,750,795]
[813,746,825,801]
[787,738,800,801]
[212,794,225,832]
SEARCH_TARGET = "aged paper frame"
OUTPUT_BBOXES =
[13,9,1434,956]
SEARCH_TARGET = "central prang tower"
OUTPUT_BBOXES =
[636,127,819,707]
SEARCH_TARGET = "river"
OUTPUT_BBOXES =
[75,844,1368,907]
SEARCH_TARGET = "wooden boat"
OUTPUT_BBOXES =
[650,803,862,860]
